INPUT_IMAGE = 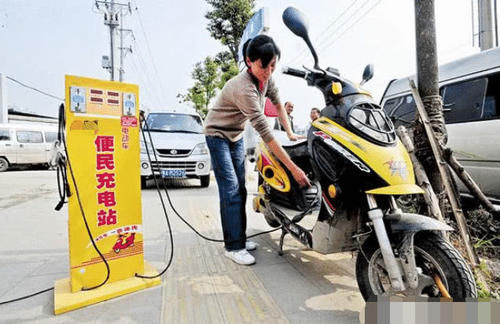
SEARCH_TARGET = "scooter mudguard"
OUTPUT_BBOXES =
[388,213,453,232]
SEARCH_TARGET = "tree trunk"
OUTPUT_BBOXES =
[413,0,448,215]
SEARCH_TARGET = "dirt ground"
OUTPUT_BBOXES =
[449,207,500,298]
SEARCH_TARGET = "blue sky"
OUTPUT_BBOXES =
[0,0,493,127]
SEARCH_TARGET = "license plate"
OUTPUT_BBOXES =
[161,169,185,178]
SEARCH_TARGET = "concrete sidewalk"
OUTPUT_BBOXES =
[0,171,364,323]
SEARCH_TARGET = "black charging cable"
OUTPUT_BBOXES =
[57,104,111,290]
[134,115,288,279]
[134,114,176,279]
[0,287,54,306]
[0,104,113,306]
[1,109,313,302]
[140,116,284,243]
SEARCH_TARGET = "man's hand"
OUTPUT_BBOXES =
[287,133,306,141]
[290,166,311,188]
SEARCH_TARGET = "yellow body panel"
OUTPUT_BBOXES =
[256,141,291,192]
[312,117,416,188]
[366,184,424,195]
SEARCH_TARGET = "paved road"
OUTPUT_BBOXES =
[0,170,364,323]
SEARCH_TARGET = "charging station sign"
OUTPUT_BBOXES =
[65,75,143,292]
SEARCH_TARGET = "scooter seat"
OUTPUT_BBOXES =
[272,130,309,159]
[272,130,307,147]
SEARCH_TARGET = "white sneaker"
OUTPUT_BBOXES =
[224,249,256,265]
[245,240,257,251]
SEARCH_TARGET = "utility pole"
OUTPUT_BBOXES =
[118,20,134,81]
[479,0,496,50]
[413,0,447,210]
[95,1,132,81]
[0,73,7,123]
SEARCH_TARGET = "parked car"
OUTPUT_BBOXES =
[0,123,58,172]
[380,47,500,203]
[140,109,211,188]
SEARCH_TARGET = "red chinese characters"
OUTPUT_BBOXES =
[96,154,115,170]
[95,136,114,152]
[121,127,129,150]
[97,191,116,207]
[95,135,118,227]
[96,172,116,189]
[97,209,117,226]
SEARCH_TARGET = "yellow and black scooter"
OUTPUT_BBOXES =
[253,7,477,301]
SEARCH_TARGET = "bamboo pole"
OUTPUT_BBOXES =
[396,126,445,224]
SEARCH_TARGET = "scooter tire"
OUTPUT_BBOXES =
[356,232,477,301]
[257,175,281,228]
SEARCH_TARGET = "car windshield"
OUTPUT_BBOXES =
[146,113,203,134]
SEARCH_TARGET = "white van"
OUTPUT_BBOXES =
[0,123,58,172]
[140,109,211,188]
[380,47,500,203]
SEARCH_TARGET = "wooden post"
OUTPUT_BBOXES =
[396,126,446,226]
[413,0,448,198]
[409,79,479,266]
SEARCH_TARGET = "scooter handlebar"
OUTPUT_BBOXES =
[282,66,307,78]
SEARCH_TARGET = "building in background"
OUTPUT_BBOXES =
[6,108,57,125]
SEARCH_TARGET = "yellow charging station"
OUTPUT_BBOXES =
[54,75,160,314]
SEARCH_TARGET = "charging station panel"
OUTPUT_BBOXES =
[65,75,143,292]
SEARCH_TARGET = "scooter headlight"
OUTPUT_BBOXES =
[347,104,396,145]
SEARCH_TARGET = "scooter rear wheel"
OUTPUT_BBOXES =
[258,175,281,228]
[356,232,477,301]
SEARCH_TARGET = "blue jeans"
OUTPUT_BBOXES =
[206,136,247,251]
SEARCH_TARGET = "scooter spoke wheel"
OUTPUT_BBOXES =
[356,232,477,301]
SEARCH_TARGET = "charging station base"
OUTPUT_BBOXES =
[54,261,161,315]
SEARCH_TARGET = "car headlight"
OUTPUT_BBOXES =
[192,143,209,155]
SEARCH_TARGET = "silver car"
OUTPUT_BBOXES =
[380,47,500,203]
[0,123,58,172]
[140,110,211,188]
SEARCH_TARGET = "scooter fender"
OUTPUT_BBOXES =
[387,213,453,232]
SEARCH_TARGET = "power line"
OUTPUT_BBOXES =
[131,37,164,106]
[318,0,383,53]
[5,76,64,101]
[286,0,382,68]
[286,0,364,66]
[314,0,372,51]
[129,53,162,107]
[134,4,167,99]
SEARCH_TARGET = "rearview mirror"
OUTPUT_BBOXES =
[360,64,374,86]
[282,7,320,70]
[282,7,309,39]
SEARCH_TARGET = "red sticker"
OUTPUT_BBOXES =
[121,116,138,127]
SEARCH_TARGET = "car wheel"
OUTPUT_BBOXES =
[200,175,210,188]
[0,157,9,172]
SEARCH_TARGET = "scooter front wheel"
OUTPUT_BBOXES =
[355,232,477,301]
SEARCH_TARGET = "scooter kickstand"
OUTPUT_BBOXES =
[278,229,287,256]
